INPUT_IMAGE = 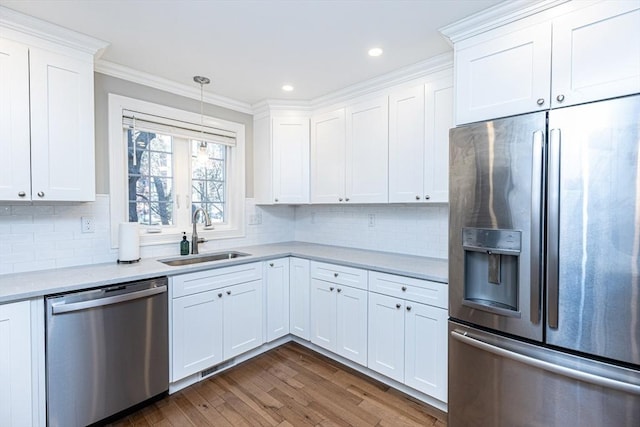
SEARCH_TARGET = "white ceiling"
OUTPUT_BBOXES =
[0,0,503,106]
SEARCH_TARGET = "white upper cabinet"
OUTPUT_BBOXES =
[551,1,640,108]
[453,0,640,124]
[388,75,453,203]
[455,21,552,124]
[0,38,96,201]
[345,96,389,203]
[310,109,346,204]
[254,112,310,204]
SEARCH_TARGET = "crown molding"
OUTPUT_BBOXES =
[95,60,254,115]
[251,99,313,119]
[309,52,453,111]
[439,0,570,44]
[0,5,108,56]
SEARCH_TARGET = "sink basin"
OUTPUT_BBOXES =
[159,251,250,266]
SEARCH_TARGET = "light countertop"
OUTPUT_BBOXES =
[0,241,447,304]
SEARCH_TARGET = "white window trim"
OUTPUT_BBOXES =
[108,93,245,248]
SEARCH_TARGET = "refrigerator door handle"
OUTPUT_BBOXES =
[547,128,561,329]
[451,329,640,395]
[530,130,544,325]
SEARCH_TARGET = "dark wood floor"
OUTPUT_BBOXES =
[108,342,447,427]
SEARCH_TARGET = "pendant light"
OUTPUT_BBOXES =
[193,75,210,164]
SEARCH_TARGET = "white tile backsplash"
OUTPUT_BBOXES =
[0,196,448,275]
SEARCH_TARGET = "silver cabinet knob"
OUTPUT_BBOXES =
[337,288,342,293]
[226,290,231,295]
[269,263,274,267]
[18,191,26,197]
[329,287,335,291]
[424,195,430,200]
[415,195,420,200]
[396,303,401,309]
[274,198,278,203]
[556,94,565,102]
[536,98,545,106]
[218,293,223,298]
[401,286,407,292]
[334,273,338,278]
[406,306,412,311]
[339,198,343,202]
[37,191,45,198]
[345,198,350,202]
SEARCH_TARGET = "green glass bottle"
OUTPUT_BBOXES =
[180,232,190,255]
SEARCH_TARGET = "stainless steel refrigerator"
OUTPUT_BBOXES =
[448,94,640,426]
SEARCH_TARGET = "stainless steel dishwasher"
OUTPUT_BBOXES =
[45,277,168,427]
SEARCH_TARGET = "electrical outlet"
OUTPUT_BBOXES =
[81,216,95,233]
[368,214,376,227]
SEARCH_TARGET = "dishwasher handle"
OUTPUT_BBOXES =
[51,285,167,315]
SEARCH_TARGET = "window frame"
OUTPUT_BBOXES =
[108,94,245,248]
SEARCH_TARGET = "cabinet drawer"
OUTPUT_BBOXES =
[369,271,447,309]
[310,261,367,290]
[171,262,262,298]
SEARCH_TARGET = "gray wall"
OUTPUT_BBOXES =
[93,73,254,196]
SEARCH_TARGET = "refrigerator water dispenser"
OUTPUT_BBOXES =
[462,228,521,317]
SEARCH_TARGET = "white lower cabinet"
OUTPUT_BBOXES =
[310,262,368,366]
[171,263,263,382]
[265,258,290,342]
[368,271,448,403]
[0,299,44,427]
[289,258,311,340]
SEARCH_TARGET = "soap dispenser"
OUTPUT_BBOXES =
[180,232,190,255]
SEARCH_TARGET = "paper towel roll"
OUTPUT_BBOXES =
[118,222,140,262]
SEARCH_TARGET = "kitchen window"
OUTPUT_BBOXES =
[108,94,245,247]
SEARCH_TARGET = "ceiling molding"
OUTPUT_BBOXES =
[0,5,108,56]
[439,0,570,43]
[309,52,454,110]
[95,60,254,115]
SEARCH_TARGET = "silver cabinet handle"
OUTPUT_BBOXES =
[51,286,167,315]
[406,306,412,311]
[547,128,561,329]
[451,330,640,395]
[345,198,350,202]
[536,98,545,106]
[226,290,231,295]
[401,286,407,292]
[415,195,420,200]
[334,273,338,278]
[274,198,278,203]
[396,303,401,309]
[556,94,565,102]
[37,191,45,198]
[337,288,342,293]
[530,130,544,325]
[329,287,334,291]
[269,263,274,267]
[218,293,223,298]
[18,191,26,197]
[338,198,343,202]
[424,195,430,200]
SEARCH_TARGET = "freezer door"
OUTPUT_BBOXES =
[448,321,640,427]
[449,112,546,341]
[547,94,640,365]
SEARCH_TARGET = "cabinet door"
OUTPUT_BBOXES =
[336,285,368,366]
[455,21,552,124]
[345,96,389,203]
[224,280,264,359]
[0,301,33,427]
[310,279,337,352]
[424,77,454,203]
[265,258,290,342]
[29,48,95,201]
[367,293,405,382]
[404,303,448,402]
[272,117,310,204]
[172,291,223,381]
[289,258,311,340]
[311,109,346,203]
[0,39,31,201]
[551,1,640,108]
[388,85,425,203]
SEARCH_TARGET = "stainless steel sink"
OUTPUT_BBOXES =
[159,251,250,266]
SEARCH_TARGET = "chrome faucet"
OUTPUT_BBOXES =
[191,208,212,254]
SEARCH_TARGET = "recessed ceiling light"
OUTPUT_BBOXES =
[368,47,383,57]
[282,84,294,92]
